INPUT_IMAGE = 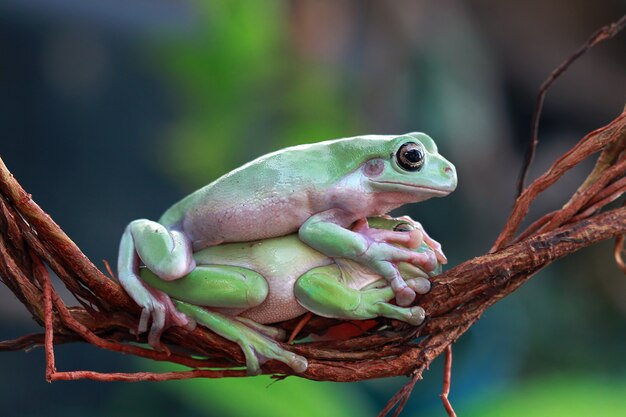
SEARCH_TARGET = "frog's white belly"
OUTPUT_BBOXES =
[237,272,310,324]
[192,234,387,323]
[193,235,331,323]
[236,261,384,324]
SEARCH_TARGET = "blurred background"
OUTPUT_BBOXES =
[1,1,625,416]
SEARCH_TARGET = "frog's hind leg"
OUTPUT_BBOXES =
[141,264,282,340]
[127,219,195,281]
[173,301,308,375]
[140,264,269,310]
[294,266,428,326]
[118,219,196,344]
[235,317,287,341]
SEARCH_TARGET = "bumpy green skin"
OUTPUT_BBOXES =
[139,217,440,375]
[172,302,307,375]
[118,133,457,344]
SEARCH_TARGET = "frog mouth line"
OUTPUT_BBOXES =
[371,180,453,194]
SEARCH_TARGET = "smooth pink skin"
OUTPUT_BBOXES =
[352,218,439,272]
[352,218,424,249]
[350,218,438,306]
[141,285,195,349]
[396,215,447,264]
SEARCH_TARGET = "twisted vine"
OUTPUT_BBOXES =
[1,15,625,417]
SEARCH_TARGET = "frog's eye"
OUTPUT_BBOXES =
[393,223,414,232]
[396,142,425,171]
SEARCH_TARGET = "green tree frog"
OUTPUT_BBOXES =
[139,216,442,375]
[117,132,457,342]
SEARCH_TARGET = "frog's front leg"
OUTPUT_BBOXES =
[299,209,435,306]
[173,301,307,375]
[118,219,196,340]
[294,265,431,325]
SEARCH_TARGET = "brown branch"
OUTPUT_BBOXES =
[492,112,626,252]
[376,367,424,417]
[1,19,625,415]
[516,14,626,196]
[1,108,625,385]
[440,346,457,417]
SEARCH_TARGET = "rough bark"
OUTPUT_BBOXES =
[1,108,624,385]
[1,16,625,417]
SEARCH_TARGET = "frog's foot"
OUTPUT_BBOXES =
[174,301,308,375]
[350,218,438,305]
[356,217,442,270]
[235,317,287,342]
[353,218,423,249]
[119,269,192,349]
[376,278,430,325]
[380,304,426,326]
[241,342,308,376]
[406,277,431,295]
[395,215,447,264]
[360,240,437,306]
[143,287,194,349]
[295,267,428,326]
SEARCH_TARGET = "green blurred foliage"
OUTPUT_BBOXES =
[154,1,357,187]
[145,3,367,415]
[464,375,626,417]
[155,372,375,417]
[140,1,626,415]
[2,0,625,416]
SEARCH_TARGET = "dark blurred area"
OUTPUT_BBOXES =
[1,1,625,416]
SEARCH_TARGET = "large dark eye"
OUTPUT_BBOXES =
[396,142,425,171]
[393,223,414,232]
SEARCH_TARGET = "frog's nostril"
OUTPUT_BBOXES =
[444,167,453,174]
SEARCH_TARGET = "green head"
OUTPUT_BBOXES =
[240,132,456,204]
[313,132,456,202]
[356,132,457,200]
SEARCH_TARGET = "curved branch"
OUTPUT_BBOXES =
[516,14,626,196]
[1,15,624,417]
[1,106,625,386]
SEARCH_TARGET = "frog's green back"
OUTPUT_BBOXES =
[158,134,405,226]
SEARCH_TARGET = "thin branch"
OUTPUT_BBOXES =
[516,14,626,196]
[539,151,626,231]
[440,345,457,417]
[50,369,245,382]
[40,249,56,381]
[377,367,424,417]
[493,111,626,252]
[0,16,625,416]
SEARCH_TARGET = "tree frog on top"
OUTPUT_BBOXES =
[117,132,457,341]
[139,215,443,375]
